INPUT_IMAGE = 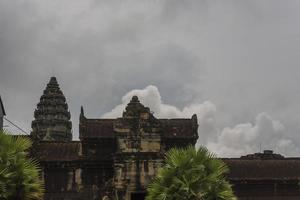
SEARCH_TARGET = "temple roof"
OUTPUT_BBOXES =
[224,158,300,180]
[38,141,81,161]
[79,118,197,139]
[79,96,198,139]
[80,119,115,139]
[240,150,284,159]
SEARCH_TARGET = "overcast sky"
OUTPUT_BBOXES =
[1,0,300,157]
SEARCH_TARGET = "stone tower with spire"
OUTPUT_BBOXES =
[31,77,72,141]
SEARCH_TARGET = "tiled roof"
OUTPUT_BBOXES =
[80,119,115,139]
[223,158,300,180]
[79,118,197,139]
[38,141,81,161]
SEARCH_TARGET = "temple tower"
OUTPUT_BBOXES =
[114,96,163,200]
[31,77,72,141]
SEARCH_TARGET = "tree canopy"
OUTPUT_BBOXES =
[0,130,44,200]
[146,146,236,200]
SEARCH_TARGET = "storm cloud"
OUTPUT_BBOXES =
[1,0,300,157]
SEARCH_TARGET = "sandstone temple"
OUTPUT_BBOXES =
[28,77,300,200]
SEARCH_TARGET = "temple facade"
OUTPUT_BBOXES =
[31,77,300,200]
[32,77,198,200]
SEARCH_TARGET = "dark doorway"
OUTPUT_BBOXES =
[131,192,146,200]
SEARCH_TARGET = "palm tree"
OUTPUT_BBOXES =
[146,146,236,200]
[0,130,44,200]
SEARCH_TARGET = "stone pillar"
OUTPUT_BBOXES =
[75,168,83,190]
[67,169,74,191]
[40,168,45,184]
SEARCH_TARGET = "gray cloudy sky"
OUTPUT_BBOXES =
[1,0,300,157]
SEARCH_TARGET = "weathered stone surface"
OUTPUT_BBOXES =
[31,77,72,141]
[113,96,166,200]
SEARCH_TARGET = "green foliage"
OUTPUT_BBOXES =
[146,146,236,200]
[0,130,44,200]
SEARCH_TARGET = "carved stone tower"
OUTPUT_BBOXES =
[114,96,163,200]
[31,77,72,141]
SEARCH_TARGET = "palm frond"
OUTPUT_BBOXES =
[146,145,236,200]
[0,130,44,200]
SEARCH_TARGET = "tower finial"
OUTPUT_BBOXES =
[80,106,85,122]
[81,106,84,116]
[131,95,139,103]
[49,76,57,83]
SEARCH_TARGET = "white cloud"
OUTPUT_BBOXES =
[207,113,300,157]
[102,85,216,121]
